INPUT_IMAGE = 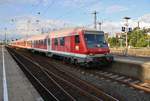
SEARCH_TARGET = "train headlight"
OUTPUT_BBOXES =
[75,45,79,50]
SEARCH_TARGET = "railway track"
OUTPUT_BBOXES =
[13,47,150,94]
[7,47,119,101]
[55,59,150,94]
[65,63,150,94]
[56,59,150,94]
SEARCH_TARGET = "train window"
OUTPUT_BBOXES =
[60,37,65,46]
[84,34,106,48]
[44,39,47,45]
[54,38,58,45]
[75,35,80,44]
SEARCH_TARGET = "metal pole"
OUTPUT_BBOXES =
[26,20,30,47]
[123,17,131,55]
[4,27,7,45]
[137,21,140,28]
[125,20,128,48]
[148,37,150,48]
[92,11,98,29]
[123,17,131,48]
[98,22,102,31]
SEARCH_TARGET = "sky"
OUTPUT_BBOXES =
[0,0,150,40]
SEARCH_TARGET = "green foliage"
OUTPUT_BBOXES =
[108,28,150,47]
[128,29,148,47]
[108,37,120,47]
[136,37,148,47]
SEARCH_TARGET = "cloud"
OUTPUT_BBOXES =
[13,13,150,39]
[57,0,102,10]
[85,13,150,36]
[14,16,74,36]
[86,2,103,12]
[106,5,128,14]
[0,0,49,6]
[84,20,122,35]
[101,21,122,35]
[0,0,35,4]
[139,14,150,23]
[101,14,150,34]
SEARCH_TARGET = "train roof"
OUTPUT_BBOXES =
[26,34,48,41]
[50,27,104,38]
[51,27,103,34]
[11,27,104,43]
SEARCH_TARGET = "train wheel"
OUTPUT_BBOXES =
[68,58,71,64]
[85,62,91,69]
[73,59,78,65]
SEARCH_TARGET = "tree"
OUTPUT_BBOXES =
[128,29,148,47]
[136,37,148,47]
[108,37,119,47]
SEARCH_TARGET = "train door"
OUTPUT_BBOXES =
[71,35,81,53]
[65,36,71,52]
[71,32,87,54]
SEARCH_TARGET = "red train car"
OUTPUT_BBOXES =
[50,28,113,66]
[11,28,113,67]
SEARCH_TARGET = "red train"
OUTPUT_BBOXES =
[11,28,113,67]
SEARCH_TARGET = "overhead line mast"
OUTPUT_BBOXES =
[92,11,98,29]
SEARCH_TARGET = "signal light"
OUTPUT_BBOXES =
[129,28,132,32]
[122,27,125,32]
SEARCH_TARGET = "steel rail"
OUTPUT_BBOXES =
[9,48,101,101]
[10,47,119,101]
[7,48,75,101]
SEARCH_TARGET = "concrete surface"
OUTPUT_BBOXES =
[0,46,3,101]
[0,45,43,101]
[105,55,150,82]
[110,48,150,57]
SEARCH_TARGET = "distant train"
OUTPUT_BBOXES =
[11,28,113,67]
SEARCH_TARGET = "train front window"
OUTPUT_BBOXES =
[84,33,107,48]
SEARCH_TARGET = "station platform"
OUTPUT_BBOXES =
[0,45,43,101]
[106,54,150,82]
[113,55,150,64]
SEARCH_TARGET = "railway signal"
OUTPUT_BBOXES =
[122,17,131,48]
[122,27,125,32]
[121,17,131,56]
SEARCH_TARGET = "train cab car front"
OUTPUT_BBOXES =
[83,30,114,67]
